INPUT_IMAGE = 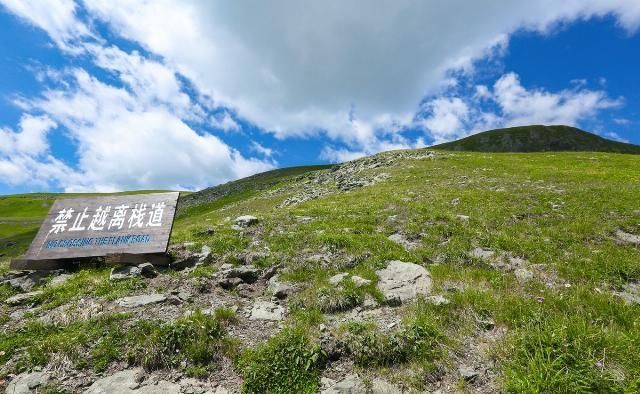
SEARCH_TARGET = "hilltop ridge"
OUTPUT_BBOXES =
[431,124,640,153]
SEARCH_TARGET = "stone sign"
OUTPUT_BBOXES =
[24,192,179,260]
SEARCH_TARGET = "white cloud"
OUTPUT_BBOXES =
[0,115,80,187]
[0,0,91,51]
[420,98,470,144]
[250,141,274,158]
[2,0,639,187]
[419,72,621,144]
[80,0,640,143]
[210,111,240,132]
[21,69,273,192]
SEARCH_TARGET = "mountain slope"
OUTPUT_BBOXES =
[431,124,640,153]
[2,149,640,393]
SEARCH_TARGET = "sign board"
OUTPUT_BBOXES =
[25,192,179,260]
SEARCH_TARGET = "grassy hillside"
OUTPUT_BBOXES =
[2,150,640,392]
[432,125,640,154]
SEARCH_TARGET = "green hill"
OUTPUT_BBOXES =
[431,124,640,153]
[2,147,640,392]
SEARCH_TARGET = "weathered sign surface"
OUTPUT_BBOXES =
[24,192,179,260]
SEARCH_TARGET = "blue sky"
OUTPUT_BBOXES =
[0,1,638,194]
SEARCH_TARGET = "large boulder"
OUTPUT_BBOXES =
[5,291,42,306]
[84,369,141,393]
[249,300,286,321]
[115,294,166,308]
[6,371,50,394]
[375,261,432,305]
[234,215,259,228]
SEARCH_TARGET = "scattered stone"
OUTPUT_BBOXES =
[514,268,534,283]
[470,247,495,260]
[376,260,432,305]
[110,266,141,280]
[4,270,61,292]
[220,265,261,284]
[329,272,349,285]
[456,214,470,222]
[451,197,460,206]
[321,374,365,394]
[459,365,480,382]
[138,263,158,278]
[296,216,314,223]
[84,369,141,393]
[262,263,282,280]
[49,273,73,287]
[363,294,378,309]
[268,275,298,299]
[195,227,215,236]
[427,294,450,306]
[234,215,259,228]
[387,233,420,250]
[115,294,166,308]
[6,371,50,394]
[197,245,212,263]
[5,290,42,306]
[616,282,640,304]
[218,277,243,290]
[171,255,199,270]
[371,378,402,394]
[615,230,640,245]
[249,300,286,321]
[351,275,372,287]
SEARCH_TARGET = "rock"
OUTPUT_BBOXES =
[376,261,432,305]
[137,381,181,394]
[371,378,402,394]
[84,369,141,393]
[6,371,50,393]
[329,273,349,285]
[171,255,199,270]
[351,275,372,287]
[450,198,460,206]
[249,300,286,321]
[195,227,215,236]
[514,268,534,283]
[110,265,142,280]
[262,264,282,280]
[616,230,640,245]
[470,247,495,260]
[616,282,640,304]
[387,233,420,250]
[197,245,212,263]
[296,216,314,223]
[49,273,73,287]
[268,276,298,299]
[459,365,480,382]
[138,263,158,278]
[220,265,261,284]
[427,294,450,306]
[5,290,42,306]
[321,374,365,394]
[218,277,244,290]
[363,294,378,309]
[456,214,470,222]
[5,270,58,292]
[234,215,258,228]
[115,294,166,308]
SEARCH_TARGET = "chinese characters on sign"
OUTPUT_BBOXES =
[25,192,179,260]
[48,202,166,235]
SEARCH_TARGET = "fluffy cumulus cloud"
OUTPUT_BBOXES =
[0,0,639,188]
[419,72,622,143]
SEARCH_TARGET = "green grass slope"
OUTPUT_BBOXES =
[2,150,640,392]
[431,124,640,153]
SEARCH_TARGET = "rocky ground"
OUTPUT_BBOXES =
[2,149,640,393]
